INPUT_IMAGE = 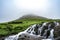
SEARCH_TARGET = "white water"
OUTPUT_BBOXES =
[5,22,59,40]
[49,29,54,39]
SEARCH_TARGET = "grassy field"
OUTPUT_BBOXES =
[0,15,60,37]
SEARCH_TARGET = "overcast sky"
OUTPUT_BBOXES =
[0,0,60,23]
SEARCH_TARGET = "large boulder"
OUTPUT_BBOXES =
[54,25,60,38]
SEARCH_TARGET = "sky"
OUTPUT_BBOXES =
[0,0,60,23]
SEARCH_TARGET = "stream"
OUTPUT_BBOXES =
[4,21,59,40]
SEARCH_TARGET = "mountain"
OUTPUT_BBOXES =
[20,14,47,19]
[0,14,60,39]
[14,14,48,22]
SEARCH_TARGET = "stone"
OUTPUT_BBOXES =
[54,25,60,38]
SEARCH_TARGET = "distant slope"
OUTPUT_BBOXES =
[20,14,47,19]
[0,14,49,24]
[14,14,48,21]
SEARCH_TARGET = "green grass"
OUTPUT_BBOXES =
[0,18,59,37]
[0,29,9,36]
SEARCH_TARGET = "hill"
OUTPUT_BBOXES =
[0,14,59,37]
[12,14,48,22]
[20,14,47,19]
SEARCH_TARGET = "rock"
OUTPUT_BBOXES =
[55,37,60,40]
[54,25,60,38]
[0,37,5,40]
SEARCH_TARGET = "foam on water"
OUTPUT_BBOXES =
[42,39,52,40]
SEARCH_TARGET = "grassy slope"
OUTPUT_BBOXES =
[0,15,59,37]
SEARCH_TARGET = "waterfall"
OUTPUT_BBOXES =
[5,35,17,40]
[5,22,59,40]
[49,29,54,38]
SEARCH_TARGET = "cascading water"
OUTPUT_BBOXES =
[5,22,60,40]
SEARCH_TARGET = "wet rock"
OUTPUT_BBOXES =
[55,37,60,40]
[34,24,39,35]
[54,25,60,38]
[0,37,5,40]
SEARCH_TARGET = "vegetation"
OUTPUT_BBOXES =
[0,15,60,37]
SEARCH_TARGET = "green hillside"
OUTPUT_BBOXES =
[0,14,59,37]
